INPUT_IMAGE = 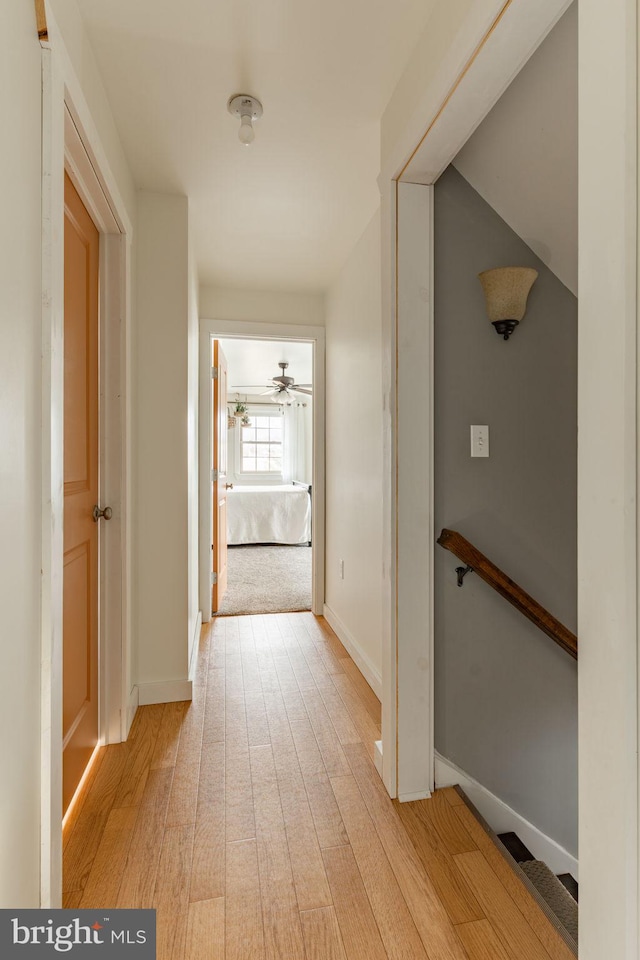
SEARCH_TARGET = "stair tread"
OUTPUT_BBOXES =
[519,860,578,942]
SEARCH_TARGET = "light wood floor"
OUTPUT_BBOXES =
[63,612,573,960]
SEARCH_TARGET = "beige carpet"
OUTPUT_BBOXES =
[214,544,312,616]
[519,860,578,943]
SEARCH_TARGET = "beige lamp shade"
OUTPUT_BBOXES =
[478,266,538,322]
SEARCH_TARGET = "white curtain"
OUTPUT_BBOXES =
[282,402,307,483]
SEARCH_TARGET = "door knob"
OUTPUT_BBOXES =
[93,504,113,522]
[225,483,234,490]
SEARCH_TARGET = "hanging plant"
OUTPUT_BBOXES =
[234,399,247,415]
[241,414,251,426]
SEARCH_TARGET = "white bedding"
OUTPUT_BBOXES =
[227,484,311,545]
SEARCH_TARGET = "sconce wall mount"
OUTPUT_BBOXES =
[478,266,538,340]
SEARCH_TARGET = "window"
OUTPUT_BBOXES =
[240,412,283,474]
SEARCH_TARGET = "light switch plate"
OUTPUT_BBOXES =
[471,424,489,458]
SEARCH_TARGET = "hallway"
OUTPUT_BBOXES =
[62,613,570,959]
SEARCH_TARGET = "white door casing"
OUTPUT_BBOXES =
[40,9,133,906]
[199,320,326,620]
[383,0,638,953]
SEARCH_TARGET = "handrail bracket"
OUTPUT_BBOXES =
[456,565,474,587]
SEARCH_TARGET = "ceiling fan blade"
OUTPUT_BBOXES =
[291,386,312,396]
[260,388,278,396]
[229,384,270,390]
[293,383,312,388]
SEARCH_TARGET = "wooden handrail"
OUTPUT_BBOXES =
[437,528,577,660]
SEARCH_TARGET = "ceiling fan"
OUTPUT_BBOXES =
[233,362,312,404]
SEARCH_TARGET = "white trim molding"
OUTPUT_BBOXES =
[398,0,574,185]
[40,5,134,907]
[137,680,193,707]
[323,604,382,699]
[374,740,384,778]
[127,685,139,737]
[578,0,638,955]
[394,181,435,802]
[189,611,203,681]
[435,753,579,880]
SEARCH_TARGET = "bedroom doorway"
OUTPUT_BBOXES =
[208,335,315,618]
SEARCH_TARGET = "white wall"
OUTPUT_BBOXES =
[1,0,138,908]
[200,285,325,327]
[453,2,577,293]
[187,220,200,669]
[135,193,191,691]
[0,2,46,909]
[49,0,136,220]
[324,211,384,685]
[381,0,478,175]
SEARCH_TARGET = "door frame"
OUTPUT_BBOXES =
[40,17,133,906]
[382,0,578,802]
[383,0,638,952]
[199,319,325,619]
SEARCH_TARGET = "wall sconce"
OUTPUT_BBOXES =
[478,267,538,340]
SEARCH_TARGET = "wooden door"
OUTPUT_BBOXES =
[63,173,100,813]
[212,341,228,612]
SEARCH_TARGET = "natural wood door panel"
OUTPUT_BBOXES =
[62,543,91,732]
[63,171,99,814]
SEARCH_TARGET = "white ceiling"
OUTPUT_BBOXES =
[219,338,313,395]
[453,2,577,294]
[74,0,438,292]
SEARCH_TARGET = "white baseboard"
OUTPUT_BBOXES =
[126,685,139,737]
[189,610,203,681]
[137,678,193,706]
[374,740,384,778]
[435,752,579,879]
[399,790,432,802]
[322,604,382,699]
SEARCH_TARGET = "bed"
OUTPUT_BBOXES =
[226,482,312,545]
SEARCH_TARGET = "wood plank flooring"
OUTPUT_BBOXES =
[64,612,572,960]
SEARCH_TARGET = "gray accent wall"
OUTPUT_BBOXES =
[434,166,578,855]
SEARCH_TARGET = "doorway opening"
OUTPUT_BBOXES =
[433,0,578,887]
[212,336,314,617]
[200,321,325,622]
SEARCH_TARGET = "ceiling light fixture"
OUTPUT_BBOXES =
[227,94,263,146]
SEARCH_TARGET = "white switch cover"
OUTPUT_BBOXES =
[471,425,489,458]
